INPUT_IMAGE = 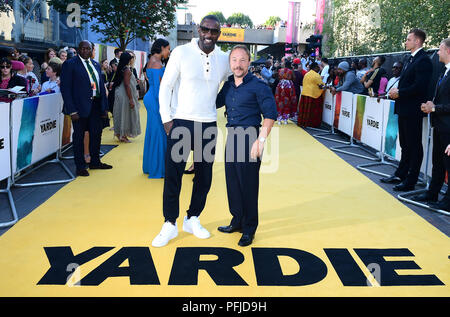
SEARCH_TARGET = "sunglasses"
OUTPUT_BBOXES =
[199,26,220,36]
[0,65,11,69]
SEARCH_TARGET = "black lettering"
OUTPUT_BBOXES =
[324,248,371,286]
[354,248,444,286]
[252,248,327,286]
[79,247,160,286]
[0,138,4,150]
[168,247,247,286]
[37,246,114,285]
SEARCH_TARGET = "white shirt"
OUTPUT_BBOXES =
[26,71,40,90]
[444,62,450,77]
[41,78,60,94]
[78,55,100,97]
[320,64,329,84]
[159,38,231,124]
[411,47,423,58]
[386,76,400,94]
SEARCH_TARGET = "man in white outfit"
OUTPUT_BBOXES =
[152,15,231,247]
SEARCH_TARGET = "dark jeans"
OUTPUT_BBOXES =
[71,98,103,171]
[225,126,261,235]
[163,119,217,223]
[395,115,423,185]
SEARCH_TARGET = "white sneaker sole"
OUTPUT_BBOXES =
[183,219,210,239]
[152,229,178,248]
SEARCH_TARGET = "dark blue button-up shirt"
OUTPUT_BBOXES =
[216,72,278,127]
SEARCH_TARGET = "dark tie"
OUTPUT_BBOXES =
[85,59,100,97]
[438,70,448,88]
[404,55,413,71]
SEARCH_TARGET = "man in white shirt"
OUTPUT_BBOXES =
[320,57,330,83]
[152,15,231,248]
[386,61,403,96]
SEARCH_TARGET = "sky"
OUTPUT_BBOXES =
[178,0,317,26]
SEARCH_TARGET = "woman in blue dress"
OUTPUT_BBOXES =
[143,39,171,178]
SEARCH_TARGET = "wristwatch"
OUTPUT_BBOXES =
[258,137,266,143]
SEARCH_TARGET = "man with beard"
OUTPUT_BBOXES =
[152,15,231,247]
[216,45,277,247]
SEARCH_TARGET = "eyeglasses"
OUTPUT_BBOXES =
[199,26,220,36]
[0,65,11,69]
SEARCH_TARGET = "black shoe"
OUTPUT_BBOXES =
[238,234,254,247]
[76,169,89,177]
[429,199,450,212]
[218,225,242,234]
[393,182,415,192]
[411,192,438,203]
[380,175,402,184]
[89,162,113,170]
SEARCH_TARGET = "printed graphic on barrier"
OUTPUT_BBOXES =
[0,102,11,181]
[10,94,63,174]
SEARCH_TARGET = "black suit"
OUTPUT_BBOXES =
[394,49,433,185]
[60,56,108,172]
[428,67,450,198]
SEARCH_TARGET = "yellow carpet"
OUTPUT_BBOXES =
[0,102,448,297]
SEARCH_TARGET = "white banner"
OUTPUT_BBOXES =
[359,95,384,152]
[0,102,11,181]
[11,94,63,173]
[322,90,334,126]
[334,91,354,136]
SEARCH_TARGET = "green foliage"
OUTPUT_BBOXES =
[226,12,253,28]
[323,0,450,57]
[47,0,187,50]
[0,0,12,13]
[206,11,227,24]
[264,16,281,27]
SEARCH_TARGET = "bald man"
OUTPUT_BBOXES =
[60,40,112,177]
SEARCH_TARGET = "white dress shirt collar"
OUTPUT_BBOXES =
[411,47,423,57]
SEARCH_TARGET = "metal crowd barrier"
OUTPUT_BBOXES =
[307,90,448,216]
[0,94,75,228]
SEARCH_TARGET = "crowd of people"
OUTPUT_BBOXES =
[247,49,417,129]
[250,29,450,213]
[2,18,449,244]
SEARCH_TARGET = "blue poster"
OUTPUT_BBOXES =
[384,100,398,158]
[16,97,39,170]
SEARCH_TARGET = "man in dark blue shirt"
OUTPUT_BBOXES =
[216,45,278,247]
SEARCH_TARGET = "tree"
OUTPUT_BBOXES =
[322,0,450,57]
[264,16,281,27]
[0,0,12,13]
[227,13,253,28]
[206,11,226,24]
[47,0,187,51]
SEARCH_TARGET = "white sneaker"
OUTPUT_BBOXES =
[183,216,210,239]
[152,221,178,247]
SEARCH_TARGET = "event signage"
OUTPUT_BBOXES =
[37,246,444,287]
[353,95,383,151]
[333,91,354,136]
[218,28,245,43]
[0,102,11,181]
[10,94,62,173]
[321,90,334,126]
